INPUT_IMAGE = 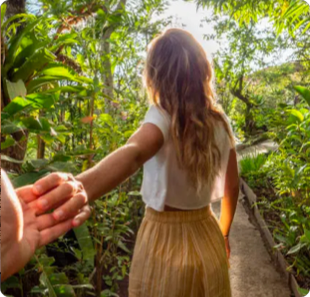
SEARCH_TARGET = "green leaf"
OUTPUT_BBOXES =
[1,120,22,134]
[2,96,31,116]
[101,290,119,297]
[287,242,306,255]
[304,229,310,243]
[128,191,141,196]
[49,273,69,286]
[297,287,309,296]
[27,159,49,170]
[293,86,310,107]
[37,255,55,267]
[4,18,41,73]
[5,79,27,100]
[45,86,85,94]
[2,13,34,32]
[13,32,47,70]
[22,117,43,130]
[12,170,50,188]
[73,224,95,267]
[1,4,7,27]
[53,285,76,297]
[11,48,56,82]
[290,109,304,122]
[1,155,24,164]
[40,64,92,84]
[50,33,80,51]
[26,93,56,109]
[47,161,78,173]
[1,137,15,150]
[71,284,94,290]
[40,65,77,80]
[117,240,130,254]
[27,76,61,93]
[40,271,58,297]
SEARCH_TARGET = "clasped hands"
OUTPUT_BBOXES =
[1,171,90,281]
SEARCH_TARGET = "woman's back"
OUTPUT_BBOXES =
[141,105,234,211]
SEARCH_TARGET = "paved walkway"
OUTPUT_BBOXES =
[212,198,291,297]
[236,140,278,161]
[210,140,291,297]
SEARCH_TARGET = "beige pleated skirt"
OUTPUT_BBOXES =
[129,206,231,297]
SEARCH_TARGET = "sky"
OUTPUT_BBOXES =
[156,0,295,67]
[153,0,220,57]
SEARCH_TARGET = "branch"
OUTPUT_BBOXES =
[114,0,127,13]
[230,87,253,107]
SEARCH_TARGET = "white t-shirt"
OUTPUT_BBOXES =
[140,105,234,212]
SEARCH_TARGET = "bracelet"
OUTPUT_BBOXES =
[224,235,229,238]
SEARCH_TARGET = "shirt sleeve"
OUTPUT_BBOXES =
[143,105,170,142]
[222,113,235,149]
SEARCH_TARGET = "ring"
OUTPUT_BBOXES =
[77,182,84,193]
[66,174,84,193]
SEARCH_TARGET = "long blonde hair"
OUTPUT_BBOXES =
[144,28,234,192]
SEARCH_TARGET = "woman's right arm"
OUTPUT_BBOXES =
[219,148,239,258]
[32,123,164,215]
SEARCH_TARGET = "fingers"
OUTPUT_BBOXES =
[224,238,231,259]
[33,172,73,196]
[38,205,91,247]
[16,185,38,203]
[36,212,78,231]
[52,191,88,221]
[37,203,90,230]
[39,219,73,247]
[30,181,81,214]
[72,205,91,227]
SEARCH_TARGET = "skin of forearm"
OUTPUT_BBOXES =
[219,184,239,236]
[76,144,142,201]
[219,148,239,237]
[76,124,164,202]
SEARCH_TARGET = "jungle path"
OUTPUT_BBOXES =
[215,140,291,297]
[212,198,291,297]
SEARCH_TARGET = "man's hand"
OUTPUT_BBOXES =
[1,171,91,282]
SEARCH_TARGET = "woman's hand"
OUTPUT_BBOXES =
[31,172,90,226]
[224,236,230,259]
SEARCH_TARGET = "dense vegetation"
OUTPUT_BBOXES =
[1,0,309,296]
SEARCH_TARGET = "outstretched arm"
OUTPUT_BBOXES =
[219,148,239,258]
[32,123,164,218]
[76,123,164,201]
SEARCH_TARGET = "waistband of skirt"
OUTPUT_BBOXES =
[144,205,212,223]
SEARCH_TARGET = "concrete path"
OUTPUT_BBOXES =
[212,140,291,296]
[211,190,291,297]
[236,140,278,161]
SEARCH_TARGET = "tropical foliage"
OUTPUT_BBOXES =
[1,0,309,296]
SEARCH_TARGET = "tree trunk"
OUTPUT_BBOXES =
[5,0,26,18]
[100,0,127,113]
[1,130,29,173]
[244,105,255,136]
[37,135,45,159]
[102,28,114,113]
[230,75,257,137]
[5,0,27,35]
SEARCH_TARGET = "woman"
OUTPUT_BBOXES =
[33,28,239,297]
